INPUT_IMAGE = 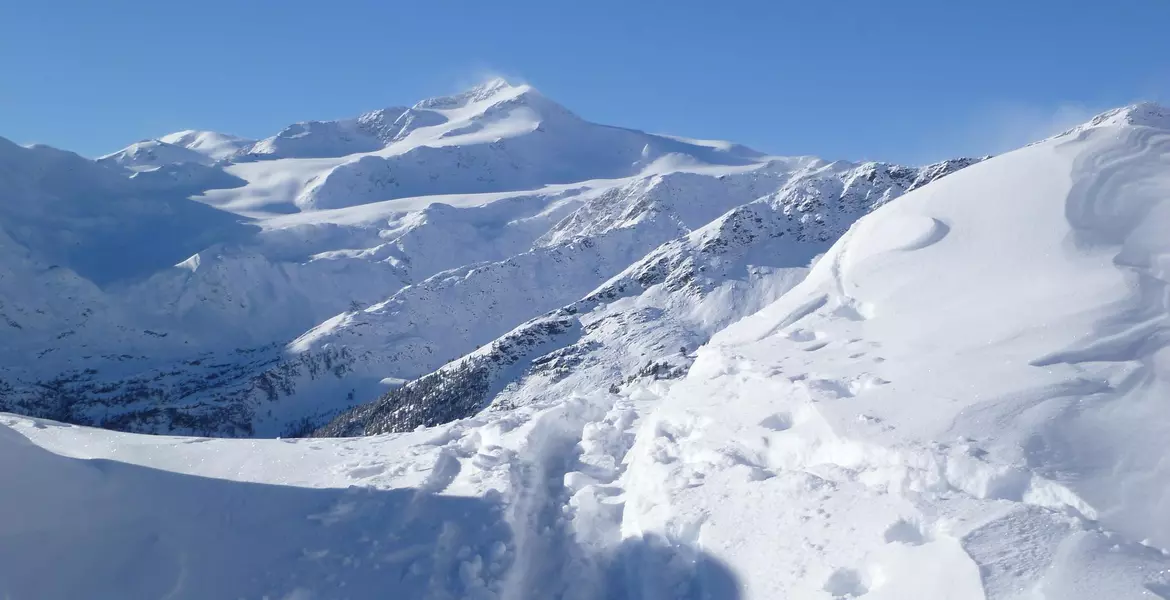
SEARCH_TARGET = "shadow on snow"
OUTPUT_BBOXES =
[0,424,739,600]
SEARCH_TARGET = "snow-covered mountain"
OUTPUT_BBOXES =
[315,158,979,436]
[0,79,979,437]
[2,101,1169,599]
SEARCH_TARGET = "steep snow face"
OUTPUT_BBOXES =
[618,105,1170,596]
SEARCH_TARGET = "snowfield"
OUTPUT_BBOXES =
[2,86,1170,598]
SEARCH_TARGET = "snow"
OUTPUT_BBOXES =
[616,106,1170,597]
[0,137,256,287]
[3,86,1170,597]
[314,157,979,439]
[97,139,214,170]
[5,80,905,437]
[158,129,256,161]
[0,394,736,599]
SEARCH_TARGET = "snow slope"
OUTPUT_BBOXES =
[2,104,1170,598]
[0,138,255,285]
[619,103,1170,597]
[0,137,256,363]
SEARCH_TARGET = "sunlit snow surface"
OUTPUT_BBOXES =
[4,105,1170,598]
[0,79,962,437]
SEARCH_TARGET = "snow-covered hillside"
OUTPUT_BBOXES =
[316,158,979,436]
[2,91,1170,598]
[613,102,1170,598]
[0,79,979,437]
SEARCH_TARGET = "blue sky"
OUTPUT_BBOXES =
[2,0,1168,164]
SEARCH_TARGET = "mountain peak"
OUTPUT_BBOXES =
[1094,101,1170,129]
[1060,102,1170,139]
[413,77,533,111]
[471,76,516,95]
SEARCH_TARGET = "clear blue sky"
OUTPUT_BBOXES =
[3,0,1168,164]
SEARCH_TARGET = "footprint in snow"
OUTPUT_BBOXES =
[823,567,870,598]
[759,413,793,432]
[803,378,855,399]
[883,519,928,546]
[847,374,889,395]
[786,328,822,342]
